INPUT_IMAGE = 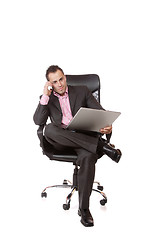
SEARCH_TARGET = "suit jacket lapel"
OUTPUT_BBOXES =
[50,94,61,112]
[68,86,77,116]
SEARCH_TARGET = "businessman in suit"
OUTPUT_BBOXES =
[33,65,121,227]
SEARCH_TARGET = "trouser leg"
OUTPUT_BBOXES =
[44,123,99,154]
[75,148,98,210]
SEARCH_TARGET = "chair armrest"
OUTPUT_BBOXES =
[37,124,45,149]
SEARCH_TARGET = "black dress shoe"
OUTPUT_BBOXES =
[97,138,122,163]
[78,209,94,227]
[103,144,122,163]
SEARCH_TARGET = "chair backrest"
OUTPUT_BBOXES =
[66,74,100,103]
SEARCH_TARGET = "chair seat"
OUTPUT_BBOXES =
[43,148,78,163]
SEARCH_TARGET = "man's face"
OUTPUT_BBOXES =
[48,70,67,95]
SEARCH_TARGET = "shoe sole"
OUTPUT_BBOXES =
[115,150,122,163]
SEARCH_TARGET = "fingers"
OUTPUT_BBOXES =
[43,82,53,96]
[100,126,112,134]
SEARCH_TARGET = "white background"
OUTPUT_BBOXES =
[0,0,160,239]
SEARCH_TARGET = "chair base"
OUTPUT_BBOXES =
[41,179,107,210]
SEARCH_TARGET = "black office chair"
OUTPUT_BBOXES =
[38,74,110,210]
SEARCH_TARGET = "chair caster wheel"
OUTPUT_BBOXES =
[63,179,68,185]
[63,203,70,210]
[97,185,103,191]
[100,198,107,206]
[41,192,47,198]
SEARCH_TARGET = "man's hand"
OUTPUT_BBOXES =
[43,81,53,96]
[100,125,112,134]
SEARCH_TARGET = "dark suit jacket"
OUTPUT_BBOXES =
[33,85,104,126]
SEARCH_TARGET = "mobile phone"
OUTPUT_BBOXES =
[48,86,53,91]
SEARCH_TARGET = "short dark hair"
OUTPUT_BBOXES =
[46,65,64,81]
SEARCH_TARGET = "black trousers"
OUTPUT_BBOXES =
[44,123,100,210]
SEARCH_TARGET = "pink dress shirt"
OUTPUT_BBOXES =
[40,87,73,126]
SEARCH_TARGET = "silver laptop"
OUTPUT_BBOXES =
[67,107,121,132]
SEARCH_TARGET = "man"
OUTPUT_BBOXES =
[33,65,122,227]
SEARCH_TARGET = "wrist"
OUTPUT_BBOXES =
[40,94,49,105]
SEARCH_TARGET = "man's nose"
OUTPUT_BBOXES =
[58,81,62,86]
